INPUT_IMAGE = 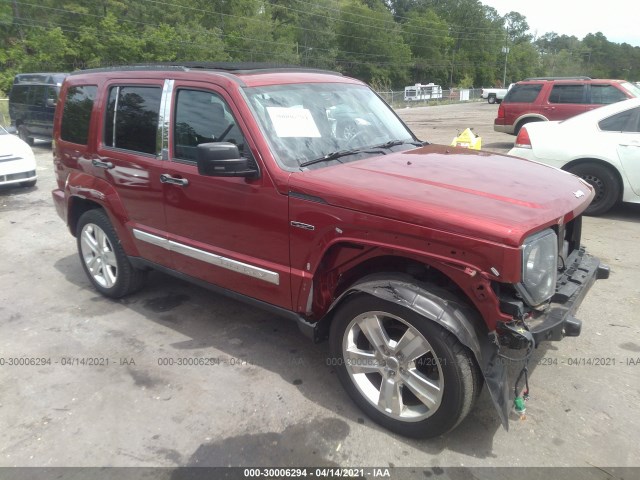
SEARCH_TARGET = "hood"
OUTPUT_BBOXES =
[288,145,593,246]
[0,133,35,160]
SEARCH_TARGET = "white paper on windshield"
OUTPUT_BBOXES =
[267,107,321,138]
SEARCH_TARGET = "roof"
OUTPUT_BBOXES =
[67,62,352,88]
[70,62,342,77]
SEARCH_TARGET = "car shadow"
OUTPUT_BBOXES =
[482,141,514,153]
[0,183,37,195]
[597,202,640,222]
[53,254,511,461]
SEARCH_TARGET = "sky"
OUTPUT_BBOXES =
[481,0,640,47]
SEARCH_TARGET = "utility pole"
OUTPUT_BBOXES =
[502,29,509,86]
[12,0,25,40]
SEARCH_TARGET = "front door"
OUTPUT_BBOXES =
[162,82,292,309]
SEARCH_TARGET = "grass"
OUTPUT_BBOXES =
[0,99,9,127]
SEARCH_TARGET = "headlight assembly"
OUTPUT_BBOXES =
[516,229,558,307]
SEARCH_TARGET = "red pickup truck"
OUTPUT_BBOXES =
[52,64,608,438]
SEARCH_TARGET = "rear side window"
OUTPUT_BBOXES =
[590,84,628,105]
[548,85,585,104]
[30,85,46,107]
[599,107,640,132]
[105,86,162,155]
[61,85,97,145]
[503,84,542,103]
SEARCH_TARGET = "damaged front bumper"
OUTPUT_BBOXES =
[517,248,609,347]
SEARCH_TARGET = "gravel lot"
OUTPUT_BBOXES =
[1,101,639,476]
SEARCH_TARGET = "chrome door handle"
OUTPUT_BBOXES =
[160,174,189,186]
[92,159,114,169]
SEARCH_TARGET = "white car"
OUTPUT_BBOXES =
[0,125,37,188]
[509,98,640,215]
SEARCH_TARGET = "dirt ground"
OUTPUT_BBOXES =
[1,101,639,476]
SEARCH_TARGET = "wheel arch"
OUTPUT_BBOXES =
[68,196,103,237]
[514,114,547,135]
[562,158,625,202]
[67,195,139,257]
[326,273,510,430]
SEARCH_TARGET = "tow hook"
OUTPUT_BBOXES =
[497,321,535,350]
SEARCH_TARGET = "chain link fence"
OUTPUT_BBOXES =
[376,88,483,109]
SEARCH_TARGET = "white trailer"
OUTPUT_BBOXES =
[404,83,443,102]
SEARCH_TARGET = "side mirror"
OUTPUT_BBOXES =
[196,142,259,178]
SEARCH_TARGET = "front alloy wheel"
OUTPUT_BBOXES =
[330,292,481,438]
[342,310,444,422]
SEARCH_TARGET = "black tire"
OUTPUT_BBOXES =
[21,179,37,188]
[488,95,496,104]
[76,209,146,298]
[513,118,539,136]
[567,162,619,216]
[18,125,34,146]
[329,292,481,438]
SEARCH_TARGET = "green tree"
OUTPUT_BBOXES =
[401,9,452,85]
[336,1,412,87]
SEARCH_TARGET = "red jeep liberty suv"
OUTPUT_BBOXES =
[52,64,608,438]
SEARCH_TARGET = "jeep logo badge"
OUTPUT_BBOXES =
[573,190,585,198]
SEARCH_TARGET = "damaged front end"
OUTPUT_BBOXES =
[300,218,609,432]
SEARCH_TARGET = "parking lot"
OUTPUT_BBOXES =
[1,101,639,474]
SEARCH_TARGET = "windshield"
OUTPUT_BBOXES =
[244,83,416,170]
[621,81,640,97]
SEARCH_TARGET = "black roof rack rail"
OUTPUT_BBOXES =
[13,72,69,84]
[71,62,342,77]
[522,76,592,81]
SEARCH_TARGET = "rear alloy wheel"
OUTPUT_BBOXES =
[77,209,146,298]
[18,125,34,146]
[329,292,481,438]
[488,95,496,104]
[568,162,619,215]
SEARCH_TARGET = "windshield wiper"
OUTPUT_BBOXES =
[372,139,424,149]
[300,148,372,168]
[299,140,423,169]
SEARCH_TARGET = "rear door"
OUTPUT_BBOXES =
[94,80,171,267]
[543,83,588,120]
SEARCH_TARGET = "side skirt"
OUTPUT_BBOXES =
[128,256,318,340]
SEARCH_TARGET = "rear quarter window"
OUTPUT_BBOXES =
[61,85,98,145]
[503,84,542,103]
[9,85,28,104]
